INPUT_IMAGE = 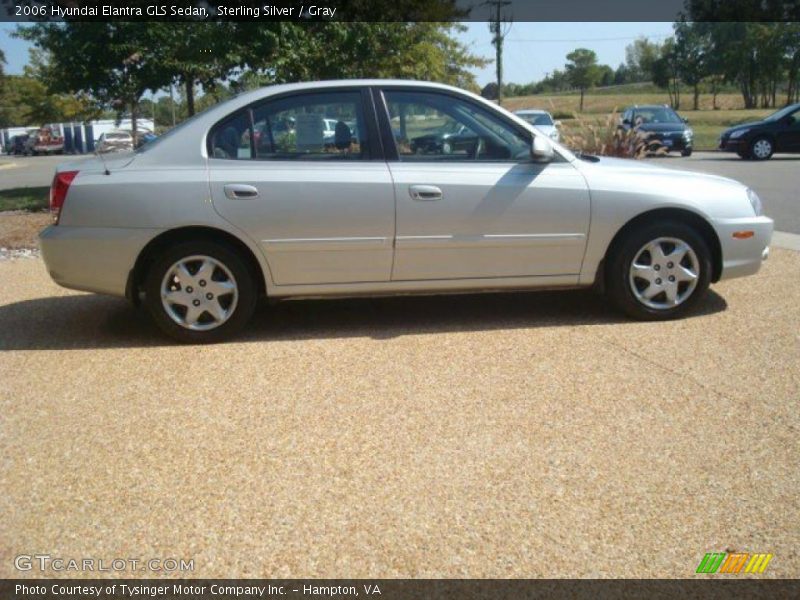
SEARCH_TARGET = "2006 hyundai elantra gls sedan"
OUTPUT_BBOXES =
[40,80,773,342]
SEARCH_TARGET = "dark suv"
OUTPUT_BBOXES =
[719,103,800,160]
[620,105,693,156]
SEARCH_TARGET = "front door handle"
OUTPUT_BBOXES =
[224,184,259,200]
[409,184,443,201]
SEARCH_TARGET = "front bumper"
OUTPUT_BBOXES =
[39,225,160,297]
[718,137,747,152]
[713,216,774,280]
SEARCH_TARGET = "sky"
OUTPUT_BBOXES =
[0,22,676,86]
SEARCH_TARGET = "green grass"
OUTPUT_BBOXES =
[0,187,50,212]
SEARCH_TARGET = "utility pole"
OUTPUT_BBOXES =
[487,0,512,105]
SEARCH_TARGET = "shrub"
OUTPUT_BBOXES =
[561,111,667,159]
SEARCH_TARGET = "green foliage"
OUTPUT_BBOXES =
[565,48,602,110]
[15,21,488,127]
[0,187,50,212]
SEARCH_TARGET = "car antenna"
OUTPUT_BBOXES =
[94,148,111,175]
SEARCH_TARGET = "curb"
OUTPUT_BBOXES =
[772,231,800,252]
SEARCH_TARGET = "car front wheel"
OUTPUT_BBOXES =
[749,136,774,160]
[144,241,257,343]
[607,221,712,320]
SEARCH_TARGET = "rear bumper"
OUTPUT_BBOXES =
[39,225,160,297]
[713,216,773,280]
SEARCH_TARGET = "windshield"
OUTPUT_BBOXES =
[764,104,800,122]
[519,113,554,126]
[632,107,682,125]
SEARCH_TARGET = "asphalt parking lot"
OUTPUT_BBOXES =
[643,152,800,234]
[1,248,798,578]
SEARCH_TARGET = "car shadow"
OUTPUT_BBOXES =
[0,288,728,350]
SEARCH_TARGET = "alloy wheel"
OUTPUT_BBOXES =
[160,255,239,331]
[628,237,700,310]
[752,138,772,159]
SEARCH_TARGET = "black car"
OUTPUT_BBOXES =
[410,121,478,156]
[620,105,693,156]
[719,103,800,160]
[8,134,29,155]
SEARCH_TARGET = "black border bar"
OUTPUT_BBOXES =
[2,0,800,22]
[2,579,800,600]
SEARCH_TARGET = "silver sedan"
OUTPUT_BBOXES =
[40,80,773,342]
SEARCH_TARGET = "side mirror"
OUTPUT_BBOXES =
[531,135,554,163]
[622,118,631,125]
[682,117,689,123]
[554,120,562,127]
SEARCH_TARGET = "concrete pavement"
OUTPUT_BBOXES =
[1,250,799,578]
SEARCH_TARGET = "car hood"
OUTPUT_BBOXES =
[722,121,763,135]
[575,155,746,193]
[56,151,137,174]
[636,122,688,133]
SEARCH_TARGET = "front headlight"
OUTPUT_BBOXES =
[730,128,750,139]
[683,128,693,139]
[747,188,763,216]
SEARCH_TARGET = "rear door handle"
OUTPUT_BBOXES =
[224,184,259,200]
[409,185,443,201]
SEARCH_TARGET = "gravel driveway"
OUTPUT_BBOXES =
[1,253,798,578]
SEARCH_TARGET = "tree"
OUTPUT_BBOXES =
[674,22,708,110]
[652,38,682,109]
[17,23,163,137]
[147,23,243,116]
[624,37,662,82]
[565,48,601,111]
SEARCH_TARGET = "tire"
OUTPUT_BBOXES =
[681,148,693,157]
[606,221,712,321]
[144,240,258,343]
[749,136,774,160]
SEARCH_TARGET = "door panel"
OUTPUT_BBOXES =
[207,88,395,286]
[210,161,395,285]
[389,162,590,280]
[379,88,590,281]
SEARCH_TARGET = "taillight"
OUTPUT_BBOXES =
[49,170,78,224]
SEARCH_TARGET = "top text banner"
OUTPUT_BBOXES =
[2,0,800,23]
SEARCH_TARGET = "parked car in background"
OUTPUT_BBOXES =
[39,80,772,343]
[34,128,65,155]
[409,120,478,155]
[24,127,64,156]
[7,134,29,155]
[97,130,134,153]
[620,105,693,156]
[514,109,561,142]
[718,102,800,160]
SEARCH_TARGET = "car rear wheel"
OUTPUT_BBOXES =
[607,221,712,320]
[749,136,774,160]
[144,241,257,343]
